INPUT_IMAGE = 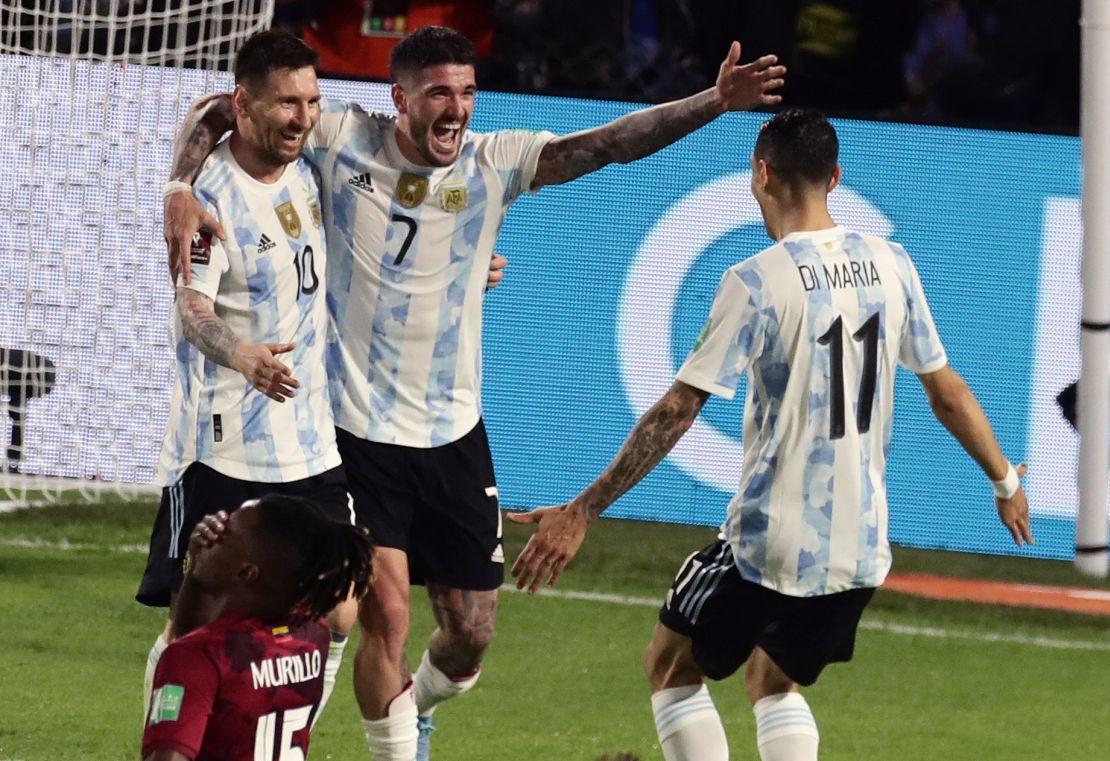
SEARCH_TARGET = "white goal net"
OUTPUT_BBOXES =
[0,1,274,505]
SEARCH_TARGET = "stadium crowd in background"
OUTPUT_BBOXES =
[268,0,1078,133]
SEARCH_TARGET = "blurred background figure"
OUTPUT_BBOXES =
[0,348,56,474]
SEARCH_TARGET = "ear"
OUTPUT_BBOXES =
[391,82,407,115]
[755,159,772,192]
[232,83,250,119]
[827,164,842,193]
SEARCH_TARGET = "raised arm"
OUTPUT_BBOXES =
[531,42,785,189]
[509,380,710,593]
[164,94,234,283]
[177,287,300,403]
[917,364,1033,546]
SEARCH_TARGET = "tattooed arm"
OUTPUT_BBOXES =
[177,287,300,403]
[165,94,234,284]
[531,42,785,189]
[509,380,710,593]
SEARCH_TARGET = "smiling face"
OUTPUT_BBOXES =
[234,65,320,171]
[392,63,476,167]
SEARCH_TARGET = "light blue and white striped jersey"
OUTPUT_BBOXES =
[158,141,340,486]
[303,100,555,447]
[677,226,947,596]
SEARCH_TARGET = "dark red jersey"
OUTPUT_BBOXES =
[142,615,330,761]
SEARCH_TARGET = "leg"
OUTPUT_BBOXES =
[411,585,496,761]
[744,647,818,761]
[355,547,418,761]
[643,622,729,761]
[314,591,358,728]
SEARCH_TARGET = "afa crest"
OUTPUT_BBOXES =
[275,201,302,238]
[439,183,468,213]
[307,200,321,228]
[396,172,429,209]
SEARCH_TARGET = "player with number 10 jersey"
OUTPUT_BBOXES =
[158,141,338,486]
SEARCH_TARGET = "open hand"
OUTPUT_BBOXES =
[716,41,786,111]
[231,342,299,402]
[508,504,591,594]
[165,190,226,285]
[996,463,1033,546]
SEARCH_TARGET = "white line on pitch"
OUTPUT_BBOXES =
[2,536,1106,653]
[499,585,1110,653]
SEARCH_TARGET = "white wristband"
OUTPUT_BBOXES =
[991,462,1020,500]
[162,180,193,199]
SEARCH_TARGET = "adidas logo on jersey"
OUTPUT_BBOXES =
[257,234,276,253]
[348,173,374,192]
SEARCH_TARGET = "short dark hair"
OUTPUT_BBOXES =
[233,30,319,89]
[389,25,476,83]
[753,109,838,190]
[253,494,374,621]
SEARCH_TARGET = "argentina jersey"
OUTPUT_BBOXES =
[303,100,555,447]
[158,141,339,485]
[676,226,947,597]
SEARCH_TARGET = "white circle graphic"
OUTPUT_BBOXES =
[617,172,894,492]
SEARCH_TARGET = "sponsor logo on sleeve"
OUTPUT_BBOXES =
[189,231,212,266]
[148,684,185,725]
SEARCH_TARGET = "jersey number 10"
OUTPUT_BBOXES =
[817,313,879,440]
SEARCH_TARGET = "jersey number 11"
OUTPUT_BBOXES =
[817,313,879,440]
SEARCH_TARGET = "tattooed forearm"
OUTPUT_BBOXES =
[578,381,709,520]
[168,94,234,183]
[177,287,239,368]
[532,88,724,188]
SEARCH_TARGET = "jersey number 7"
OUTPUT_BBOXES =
[254,705,313,761]
[817,313,879,440]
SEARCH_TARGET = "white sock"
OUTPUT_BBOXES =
[651,684,728,761]
[754,692,819,761]
[362,683,418,761]
[312,632,348,729]
[143,634,168,719]
[413,650,480,717]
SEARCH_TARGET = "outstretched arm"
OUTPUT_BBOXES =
[164,94,234,283]
[509,380,710,593]
[177,288,300,402]
[531,42,785,189]
[918,365,1033,546]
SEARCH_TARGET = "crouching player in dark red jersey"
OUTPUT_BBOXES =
[142,494,374,761]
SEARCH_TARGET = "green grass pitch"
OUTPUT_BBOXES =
[1,501,1108,760]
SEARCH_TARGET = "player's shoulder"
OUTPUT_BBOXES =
[192,140,235,202]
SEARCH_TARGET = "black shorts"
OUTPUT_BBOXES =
[135,462,352,607]
[336,420,502,591]
[658,539,875,686]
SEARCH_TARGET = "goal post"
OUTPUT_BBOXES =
[0,1,274,506]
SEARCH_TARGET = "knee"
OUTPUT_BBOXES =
[643,637,698,693]
[358,590,410,649]
[743,649,795,705]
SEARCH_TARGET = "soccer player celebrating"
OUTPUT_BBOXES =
[163,27,785,761]
[142,494,373,761]
[137,30,357,725]
[510,110,1033,761]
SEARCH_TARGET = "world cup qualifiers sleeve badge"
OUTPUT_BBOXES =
[274,201,302,238]
[396,172,429,209]
[439,181,468,213]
